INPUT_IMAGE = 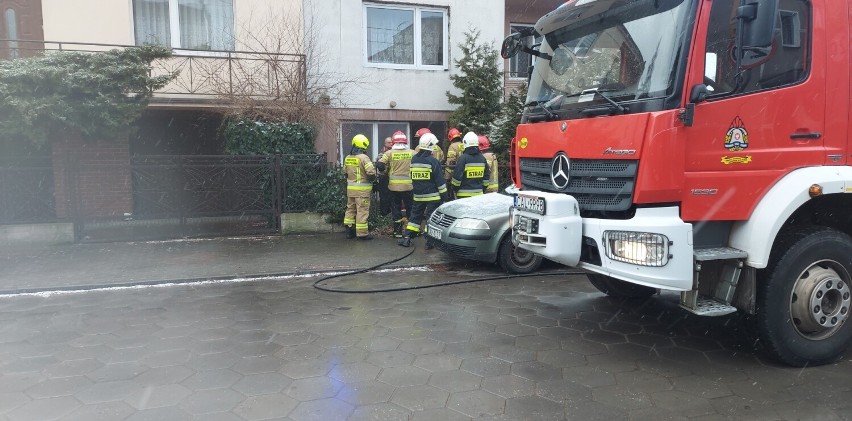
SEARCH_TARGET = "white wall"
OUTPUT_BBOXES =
[41,0,302,51]
[308,0,505,112]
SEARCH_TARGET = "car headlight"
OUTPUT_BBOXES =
[603,231,670,267]
[454,218,490,230]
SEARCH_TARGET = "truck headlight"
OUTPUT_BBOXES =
[454,218,490,230]
[603,231,670,267]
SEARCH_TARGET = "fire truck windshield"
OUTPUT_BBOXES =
[526,0,692,117]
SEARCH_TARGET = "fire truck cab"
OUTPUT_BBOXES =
[504,0,852,366]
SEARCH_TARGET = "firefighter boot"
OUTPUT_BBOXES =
[346,225,356,239]
[393,221,404,238]
[397,235,411,247]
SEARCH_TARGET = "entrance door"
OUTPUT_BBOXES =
[0,0,43,59]
[682,0,822,222]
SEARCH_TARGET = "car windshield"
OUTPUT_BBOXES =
[527,0,692,109]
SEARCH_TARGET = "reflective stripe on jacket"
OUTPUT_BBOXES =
[344,153,376,198]
[378,146,414,192]
[410,153,447,202]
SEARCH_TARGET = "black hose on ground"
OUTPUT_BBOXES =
[312,244,581,294]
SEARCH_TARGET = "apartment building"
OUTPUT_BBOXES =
[4,0,556,158]
[0,0,557,239]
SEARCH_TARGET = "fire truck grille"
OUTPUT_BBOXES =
[519,158,638,212]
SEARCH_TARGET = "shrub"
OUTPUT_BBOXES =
[223,119,315,155]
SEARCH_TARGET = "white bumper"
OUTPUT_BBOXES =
[512,191,694,291]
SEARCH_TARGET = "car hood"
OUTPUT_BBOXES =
[438,193,513,218]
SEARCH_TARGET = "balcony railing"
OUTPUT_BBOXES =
[0,39,307,99]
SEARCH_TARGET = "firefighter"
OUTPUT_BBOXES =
[377,137,393,216]
[451,132,491,198]
[443,127,463,199]
[413,128,444,162]
[479,135,499,193]
[399,133,447,248]
[343,134,377,240]
[377,130,414,237]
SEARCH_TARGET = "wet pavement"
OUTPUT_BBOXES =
[0,234,450,294]
[1,265,850,421]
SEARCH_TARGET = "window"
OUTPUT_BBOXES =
[4,8,17,59]
[704,0,809,98]
[508,24,540,79]
[341,122,410,161]
[133,0,234,51]
[364,4,447,69]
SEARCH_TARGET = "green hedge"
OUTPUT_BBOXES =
[223,120,315,155]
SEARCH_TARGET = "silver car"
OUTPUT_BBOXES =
[426,193,544,274]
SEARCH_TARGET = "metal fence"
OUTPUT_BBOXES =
[0,156,55,224]
[0,153,335,241]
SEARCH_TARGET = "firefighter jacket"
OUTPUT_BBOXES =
[377,144,414,192]
[410,150,448,202]
[482,151,498,193]
[444,140,463,180]
[344,150,376,198]
[415,144,444,162]
[451,147,491,198]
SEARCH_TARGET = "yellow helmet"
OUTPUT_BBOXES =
[352,134,370,149]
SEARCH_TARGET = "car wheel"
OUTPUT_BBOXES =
[587,273,656,299]
[753,227,852,366]
[498,235,543,274]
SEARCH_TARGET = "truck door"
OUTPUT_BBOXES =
[682,0,821,222]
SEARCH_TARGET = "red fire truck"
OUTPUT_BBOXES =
[503,0,851,366]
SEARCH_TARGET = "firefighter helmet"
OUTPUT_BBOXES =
[392,130,408,144]
[415,128,432,138]
[447,127,461,141]
[418,133,437,151]
[478,135,491,150]
[462,132,479,149]
[352,134,370,149]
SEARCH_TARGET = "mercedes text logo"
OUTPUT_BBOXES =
[551,153,570,190]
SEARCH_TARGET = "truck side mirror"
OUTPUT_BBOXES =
[501,33,523,59]
[739,0,779,49]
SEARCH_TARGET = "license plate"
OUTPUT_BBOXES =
[427,226,442,240]
[514,194,546,215]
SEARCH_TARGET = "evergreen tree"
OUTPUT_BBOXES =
[446,29,502,135]
[491,82,527,162]
[0,46,174,146]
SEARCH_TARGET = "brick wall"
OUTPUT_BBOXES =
[52,136,132,220]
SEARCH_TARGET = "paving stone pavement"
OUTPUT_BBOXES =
[0,270,850,421]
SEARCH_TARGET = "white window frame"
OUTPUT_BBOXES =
[508,23,538,80]
[339,121,411,162]
[129,0,235,55]
[362,3,449,70]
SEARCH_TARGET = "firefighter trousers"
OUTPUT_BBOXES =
[405,201,440,237]
[343,195,371,237]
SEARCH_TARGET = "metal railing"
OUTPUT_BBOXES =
[0,39,307,98]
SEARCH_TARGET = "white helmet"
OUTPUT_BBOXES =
[418,133,437,151]
[462,132,479,149]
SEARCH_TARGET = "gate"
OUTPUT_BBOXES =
[73,155,283,242]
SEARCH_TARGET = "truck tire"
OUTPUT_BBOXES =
[498,235,543,274]
[755,227,852,366]
[587,273,656,299]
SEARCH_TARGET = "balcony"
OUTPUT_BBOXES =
[0,39,307,106]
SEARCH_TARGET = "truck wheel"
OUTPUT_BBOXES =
[755,227,852,366]
[498,235,543,274]
[587,273,656,299]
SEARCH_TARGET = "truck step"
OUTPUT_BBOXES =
[680,297,738,317]
[694,247,747,262]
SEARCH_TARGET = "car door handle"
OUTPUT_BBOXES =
[790,132,822,140]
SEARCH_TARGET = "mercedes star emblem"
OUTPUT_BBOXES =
[551,153,570,190]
